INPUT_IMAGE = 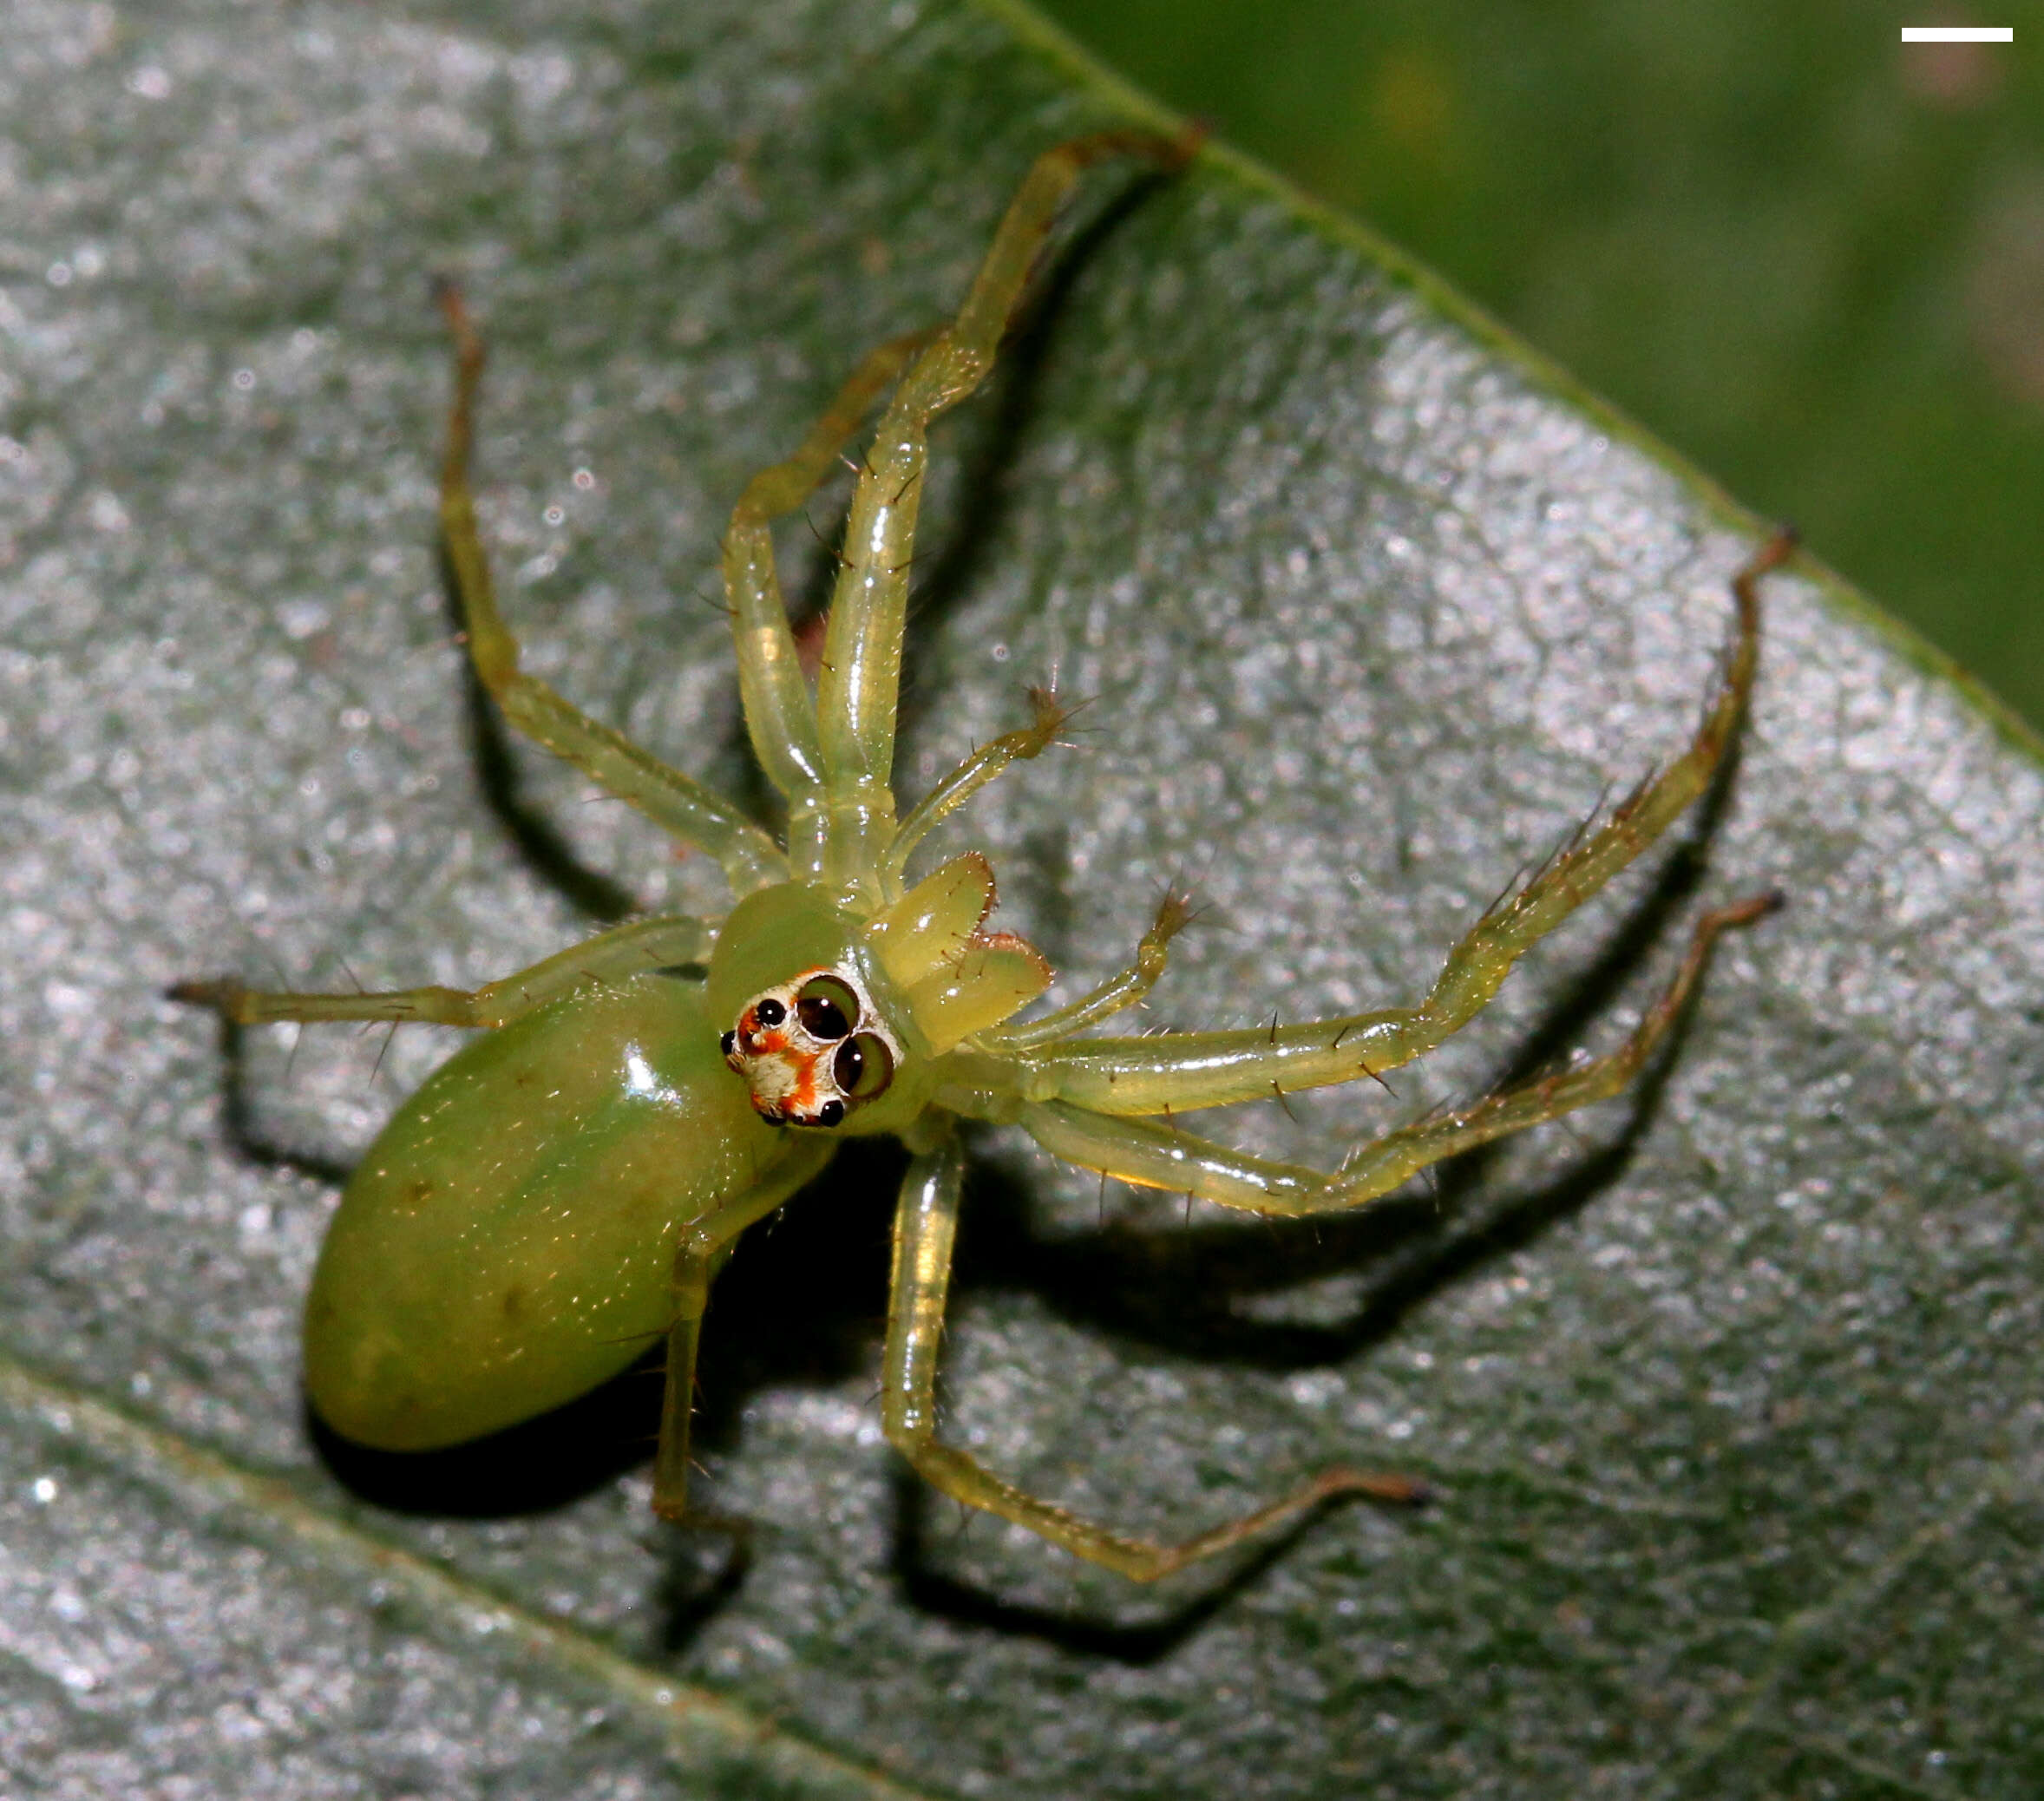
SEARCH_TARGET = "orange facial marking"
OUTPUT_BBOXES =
[722,963,899,1130]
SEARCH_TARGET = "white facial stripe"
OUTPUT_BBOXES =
[723,963,900,1127]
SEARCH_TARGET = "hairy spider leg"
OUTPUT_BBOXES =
[787,130,1197,903]
[649,1152,834,1523]
[1017,894,1778,1215]
[167,914,714,1029]
[434,285,788,896]
[723,327,940,802]
[883,685,1077,881]
[999,532,1796,1117]
[877,1126,1419,1581]
[979,890,1196,1051]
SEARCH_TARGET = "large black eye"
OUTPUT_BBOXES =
[795,973,860,1040]
[832,1031,894,1102]
[753,996,785,1026]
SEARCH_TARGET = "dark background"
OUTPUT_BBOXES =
[1039,0,2044,736]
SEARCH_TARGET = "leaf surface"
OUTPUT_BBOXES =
[3,0,2041,1795]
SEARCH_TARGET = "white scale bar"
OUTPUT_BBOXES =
[1901,25,2013,40]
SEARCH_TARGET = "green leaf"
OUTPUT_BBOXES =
[4,0,2040,1795]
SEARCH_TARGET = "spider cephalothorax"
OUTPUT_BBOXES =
[722,966,900,1127]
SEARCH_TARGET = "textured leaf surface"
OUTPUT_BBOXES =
[3,0,2041,1796]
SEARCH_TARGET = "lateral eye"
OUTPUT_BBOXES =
[833,1031,894,1102]
[795,973,860,1040]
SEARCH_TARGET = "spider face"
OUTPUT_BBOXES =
[721,966,900,1128]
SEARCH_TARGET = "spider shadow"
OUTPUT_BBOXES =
[881,775,1751,1660]
[965,847,1720,1387]
[880,1080,1657,1667]
[213,782,1741,1658]
[434,537,638,925]
[886,1460,1350,1664]
[200,1012,353,1191]
[293,1134,912,1531]
[306,615,1749,1657]
[203,183,1192,1584]
[1082,823,1741,1376]
[248,172,1761,1651]
[427,161,1176,914]
[192,1005,669,1515]
[774,160,1184,755]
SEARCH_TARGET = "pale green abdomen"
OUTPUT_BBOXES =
[305,973,824,1451]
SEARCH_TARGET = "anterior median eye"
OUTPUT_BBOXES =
[796,973,860,1040]
[833,1031,894,1101]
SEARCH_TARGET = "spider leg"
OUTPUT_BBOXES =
[652,1150,835,1522]
[168,913,714,1029]
[433,286,785,894]
[1017,894,1778,1213]
[885,686,1076,880]
[724,328,939,802]
[651,1240,717,1522]
[807,130,1197,900]
[880,1124,1416,1581]
[981,890,1195,1051]
[1019,534,1796,1116]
